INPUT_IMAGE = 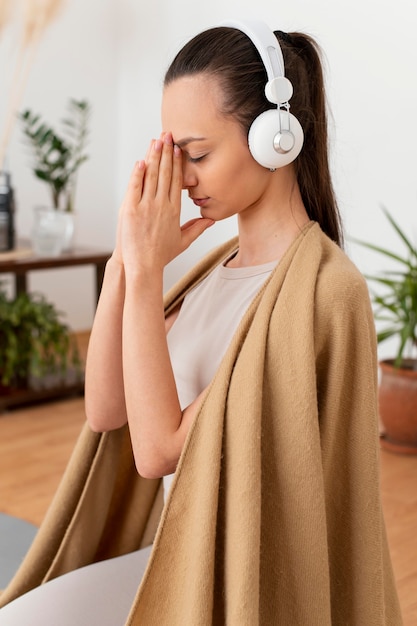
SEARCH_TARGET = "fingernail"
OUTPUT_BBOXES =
[154,139,162,152]
[164,132,173,145]
[174,144,181,157]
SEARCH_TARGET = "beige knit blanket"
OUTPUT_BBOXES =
[0,223,402,624]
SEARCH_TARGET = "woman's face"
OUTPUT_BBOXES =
[161,74,274,222]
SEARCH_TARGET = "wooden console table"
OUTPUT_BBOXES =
[0,241,112,304]
[0,242,112,411]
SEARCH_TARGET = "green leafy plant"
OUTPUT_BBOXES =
[19,98,91,212]
[0,283,81,387]
[354,206,417,368]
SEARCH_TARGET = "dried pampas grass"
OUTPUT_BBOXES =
[0,0,67,168]
[22,0,65,47]
[0,0,13,35]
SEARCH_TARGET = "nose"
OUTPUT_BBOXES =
[182,159,198,190]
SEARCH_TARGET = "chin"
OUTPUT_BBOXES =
[200,207,231,222]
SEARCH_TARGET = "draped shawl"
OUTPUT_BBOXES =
[0,223,402,624]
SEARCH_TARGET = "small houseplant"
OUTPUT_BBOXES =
[354,206,417,454]
[19,98,91,213]
[0,283,81,390]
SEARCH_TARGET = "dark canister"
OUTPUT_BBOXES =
[0,171,16,251]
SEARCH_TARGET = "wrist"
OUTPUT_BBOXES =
[109,251,124,269]
[104,254,126,284]
[124,266,164,293]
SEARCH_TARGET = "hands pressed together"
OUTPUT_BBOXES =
[86,132,212,469]
[113,132,214,277]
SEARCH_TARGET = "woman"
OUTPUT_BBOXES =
[0,19,402,626]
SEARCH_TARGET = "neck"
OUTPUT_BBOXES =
[228,174,310,268]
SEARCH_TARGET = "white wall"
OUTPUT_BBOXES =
[0,0,120,328]
[1,0,416,362]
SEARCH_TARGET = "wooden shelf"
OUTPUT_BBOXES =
[0,239,112,304]
[0,370,84,412]
[0,242,111,411]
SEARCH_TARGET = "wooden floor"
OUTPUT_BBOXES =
[0,331,90,525]
[0,334,416,623]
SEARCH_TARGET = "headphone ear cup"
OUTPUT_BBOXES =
[248,109,304,169]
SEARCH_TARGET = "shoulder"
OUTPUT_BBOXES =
[310,228,376,359]
[311,228,375,344]
[314,229,370,309]
[310,229,378,400]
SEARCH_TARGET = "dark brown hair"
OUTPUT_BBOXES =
[164,26,343,247]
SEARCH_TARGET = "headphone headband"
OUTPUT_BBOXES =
[221,19,285,82]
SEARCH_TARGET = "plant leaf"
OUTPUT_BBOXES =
[381,205,417,258]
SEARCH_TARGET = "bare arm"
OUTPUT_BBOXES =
[122,269,207,478]
[84,255,127,430]
[85,258,182,433]
[85,133,214,477]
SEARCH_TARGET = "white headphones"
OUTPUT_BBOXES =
[221,19,304,170]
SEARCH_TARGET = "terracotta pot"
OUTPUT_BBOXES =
[379,359,417,455]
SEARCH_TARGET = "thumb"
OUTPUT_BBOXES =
[180,218,215,249]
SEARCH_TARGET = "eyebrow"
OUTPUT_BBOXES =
[175,136,206,148]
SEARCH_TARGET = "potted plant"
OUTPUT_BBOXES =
[354,206,417,454]
[0,282,81,392]
[19,98,91,253]
[19,98,91,212]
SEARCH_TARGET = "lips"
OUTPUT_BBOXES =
[190,197,209,207]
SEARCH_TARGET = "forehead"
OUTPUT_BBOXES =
[161,74,227,141]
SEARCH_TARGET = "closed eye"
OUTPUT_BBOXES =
[187,154,207,164]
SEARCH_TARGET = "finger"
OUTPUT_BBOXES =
[144,138,155,164]
[180,218,215,251]
[142,138,163,198]
[155,132,175,200]
[169,143,183,207]
[124,160,146,210]
[144,133,166,163]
